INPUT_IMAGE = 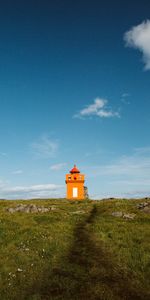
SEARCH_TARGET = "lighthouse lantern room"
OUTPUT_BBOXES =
[65,165,85,200]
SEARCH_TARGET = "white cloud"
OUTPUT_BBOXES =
[74,98,120,119]
[5,184,61,193]
[0,183,64,199]
[31,135,59,158]
[12,170,23,175]
[50,163,67,171]
[124,20,150,70]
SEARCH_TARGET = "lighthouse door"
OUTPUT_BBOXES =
[73,187,78,198]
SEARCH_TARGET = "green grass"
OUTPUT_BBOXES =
[0,198,150,299]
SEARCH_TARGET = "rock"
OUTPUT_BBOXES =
[84,186,89,199]
[28,204,39,213]
[112,212,136,219]
[143,206,150,214]
[50,206,56,211]
[6,204,51,213]
[39,207,49,213]
[137,202,149,209]
[71,210,86,214]
[123,213,136,220]
[7,207,16,213]
[15,204,26,212]
[24,206,30,212]
[137,202,150,213]
[112,211,123,217]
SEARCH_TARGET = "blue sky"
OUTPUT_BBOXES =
[0,0,150,199]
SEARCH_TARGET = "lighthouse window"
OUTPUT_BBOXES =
[68,176,71,180]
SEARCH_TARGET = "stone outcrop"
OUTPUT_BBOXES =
[6,204,56,213]
[112,211,123,217]
[137,202,150,209]
[112,211,136,219]
[142,207,150,213]
[137,202,150,213]
[123,213,136,220]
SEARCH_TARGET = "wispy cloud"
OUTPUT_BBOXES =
[31,135,59,159]
[50,163,67,171]
[89,147,150,198]
[122,93,130,98]
[0,183,64,199]
[74,98,120,119]
[121,93,130,104]
[91,147,150,178]
[0,180,7,189]
[0,152,7,157]
[124,20,150,70]
[12,170,23,175]
[123,189,150,198]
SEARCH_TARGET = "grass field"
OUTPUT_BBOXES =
[0,198,150,300]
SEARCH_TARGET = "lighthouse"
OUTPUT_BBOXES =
[65,165,85,200]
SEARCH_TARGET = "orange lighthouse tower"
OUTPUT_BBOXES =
[65,165,85,200]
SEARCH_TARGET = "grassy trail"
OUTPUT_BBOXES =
[0,199,150,300]
[25,205,149,300]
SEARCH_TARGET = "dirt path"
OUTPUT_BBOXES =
[25,205,149,300]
